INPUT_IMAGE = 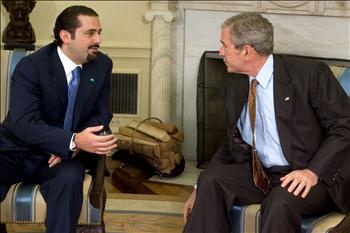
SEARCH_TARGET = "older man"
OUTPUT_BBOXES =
[183,12,350,233]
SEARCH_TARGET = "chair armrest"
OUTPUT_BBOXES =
[330,213,350,233]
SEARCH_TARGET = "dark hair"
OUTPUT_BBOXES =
[53,5,98,46]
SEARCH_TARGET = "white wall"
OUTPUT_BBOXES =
[1,1,152,48]
[1,1,153,127]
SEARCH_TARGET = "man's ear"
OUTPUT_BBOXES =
[242,44,253,59]
[244,44,256,54]
[59,30,71,44]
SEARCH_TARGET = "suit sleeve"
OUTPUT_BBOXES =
[307,63,350,184]
[4,57,73,160]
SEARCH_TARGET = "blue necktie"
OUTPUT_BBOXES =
[63,66,81,130]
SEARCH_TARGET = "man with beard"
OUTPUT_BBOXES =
[0,5,117,233]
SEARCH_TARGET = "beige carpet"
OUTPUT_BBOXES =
[5,212,184,233]
[106,193,186,214]
[148,160,202,186]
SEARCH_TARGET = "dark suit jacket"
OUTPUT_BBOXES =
[0,43,113,161]
[207,54,350,213]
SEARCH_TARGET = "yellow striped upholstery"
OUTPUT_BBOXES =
[1,50,32,121]
[330,65,350,96]
[241,205,260,233]
[231,205,345,233]
[310,213,345,233]
[0,174,102,225]
[330,66,346,78]
[0,183,45,223]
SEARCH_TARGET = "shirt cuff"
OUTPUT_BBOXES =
[69,133,78,158]
[194,184,197,190]
[69,133,77,150]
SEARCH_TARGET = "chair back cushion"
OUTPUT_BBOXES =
[0,49,32,121]
[330,66,350,96]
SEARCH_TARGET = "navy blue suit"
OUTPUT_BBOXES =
[0,43,113,233]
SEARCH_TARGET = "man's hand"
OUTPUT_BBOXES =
[48,154,62,168]
[74,125,117,155]
[280,169,318,198]
[183,190,196,224]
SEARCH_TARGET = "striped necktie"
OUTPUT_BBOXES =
[248,79,270,193]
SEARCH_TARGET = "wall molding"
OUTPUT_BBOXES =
[177,1,350,17]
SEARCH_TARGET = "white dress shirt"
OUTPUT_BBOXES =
[57,46,82,152]
[237,55,289,168]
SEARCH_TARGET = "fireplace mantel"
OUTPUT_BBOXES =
[176,1,350,17]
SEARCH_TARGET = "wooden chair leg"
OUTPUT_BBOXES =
[0,223,7,233]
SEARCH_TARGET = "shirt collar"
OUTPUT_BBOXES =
[57,46,82,75]
[249,54,273,89]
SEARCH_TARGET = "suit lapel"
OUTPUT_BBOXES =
[273,55,293,164]
[48,48,68,108]
[73,63,96,129]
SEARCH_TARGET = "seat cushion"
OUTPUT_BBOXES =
[230,205,345,233]
[0,174,103,225]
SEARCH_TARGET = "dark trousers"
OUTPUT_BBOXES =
[0,151,95,233]
[183,162,335,233]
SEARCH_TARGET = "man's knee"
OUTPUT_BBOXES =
[198,167,222,188]
[53,162,85,187]
[260,187,303,232]
[261,187,296,213]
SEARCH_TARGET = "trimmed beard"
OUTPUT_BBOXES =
[87,52,97,62]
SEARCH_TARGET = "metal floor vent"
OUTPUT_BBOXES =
[110,72,138,114]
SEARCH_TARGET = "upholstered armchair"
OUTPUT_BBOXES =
[197,51,350,233]
[229,55,350,233]
[0,50,107,233]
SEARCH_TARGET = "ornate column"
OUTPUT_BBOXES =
[144,1,177,122]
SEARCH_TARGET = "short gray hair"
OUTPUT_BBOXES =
[221,12,274,55]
